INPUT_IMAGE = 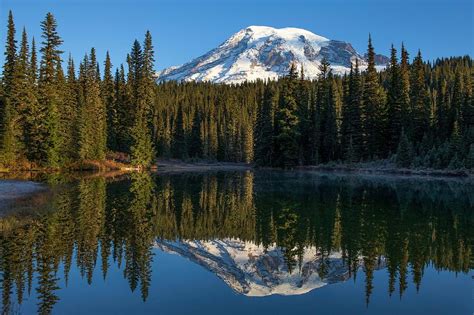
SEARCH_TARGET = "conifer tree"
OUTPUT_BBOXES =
[310,59,332,164]
[436,79,449,141]
[130,31,155,167]
[396,129,412,167]
[189,109,203,158]
[130,112,154,167]
[114,65,128,152]
[60,55,78,161]
[400,44,411,131]
[2,28,32,164]
[386,45,403,153]
[308,82,320,165]
[242,116,254,164]
[24,37,44,162]
[450,71,464,131]
[0,11,17,163]
[461,71,473,133]
[341,60,363,161]
[255,83,276,166]
[297,72,311,164]
[410,50,430,143]
[321,76,338,162]
[38,12,64,166]
[78,49,106,160]
[2,10,16,98]
[362,35,384,159]
[102,52,117,151]
[449,120,462,157]
[274,63,300,168]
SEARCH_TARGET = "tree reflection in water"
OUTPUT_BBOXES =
[0,171,472,313]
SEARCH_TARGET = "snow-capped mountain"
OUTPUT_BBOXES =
[155,238,385,297]
[156,26,389,84]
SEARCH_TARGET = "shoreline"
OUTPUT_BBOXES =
[0,158,471,179]
[296,165,471,179]
[156,159,253,173]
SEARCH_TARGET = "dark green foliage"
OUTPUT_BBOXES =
[274,63,300,168]
[114,65,129,153]
[171,105,187,159]
[188,109,203,158]
[78,49,107,160]
[410,51,430,142]
[321,77,338,162]
[363,35,385,159]
[449,120,462,157]
[0,11,472,171]
[386,45,403,153]
[436,79,449,141]
[130,113,154,167]
[254,83,276,166]
[341,60,363,161]
[38,12,64,167]
[102,52,117,151]
[396,129,412,167]
[0,11,18,163]
[54,56,77,164]
[129,32,155,167]
[399,44,411,133]
[2,10,16,97]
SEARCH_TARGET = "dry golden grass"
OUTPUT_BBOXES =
[67,159,132,171]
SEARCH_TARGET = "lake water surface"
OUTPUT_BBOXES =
[0,171,472,314]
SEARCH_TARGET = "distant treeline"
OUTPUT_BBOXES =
[0,11,473,169]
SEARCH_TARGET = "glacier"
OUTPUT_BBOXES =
[156,26,389,84]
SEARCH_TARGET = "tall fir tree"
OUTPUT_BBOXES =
[171,104,187,159]
[24,37,44,162]
[114,64,128,152]
[274,63,300,168]
[0,10,17,163]
[102,52,117,151]
[386,45,403,153]
[2,28,33,164]
[321,75,338,162]
[362,35,385,159]
[348,59,363,160]
[409,50,430,143]
[189,108,203,158]
[130,31,155,167]
[399,43,411,132]
[2,10,16,97]
[60,55,78,161]
[78,49,107,160]
[296,71,311,164]
[396,129,412,168]
[254,83,277,166]
[38,12,64,166]
[435,79,449,141]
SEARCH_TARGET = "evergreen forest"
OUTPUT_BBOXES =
[1,11,473,170]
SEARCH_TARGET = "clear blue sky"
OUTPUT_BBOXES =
[1,0,472,72]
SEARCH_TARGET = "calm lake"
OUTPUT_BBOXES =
[0,171,472,314]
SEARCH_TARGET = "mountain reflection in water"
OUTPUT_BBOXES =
[0,171,472,314]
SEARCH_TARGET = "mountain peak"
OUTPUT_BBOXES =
[157,26,388,84]
[240,25,329,42]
